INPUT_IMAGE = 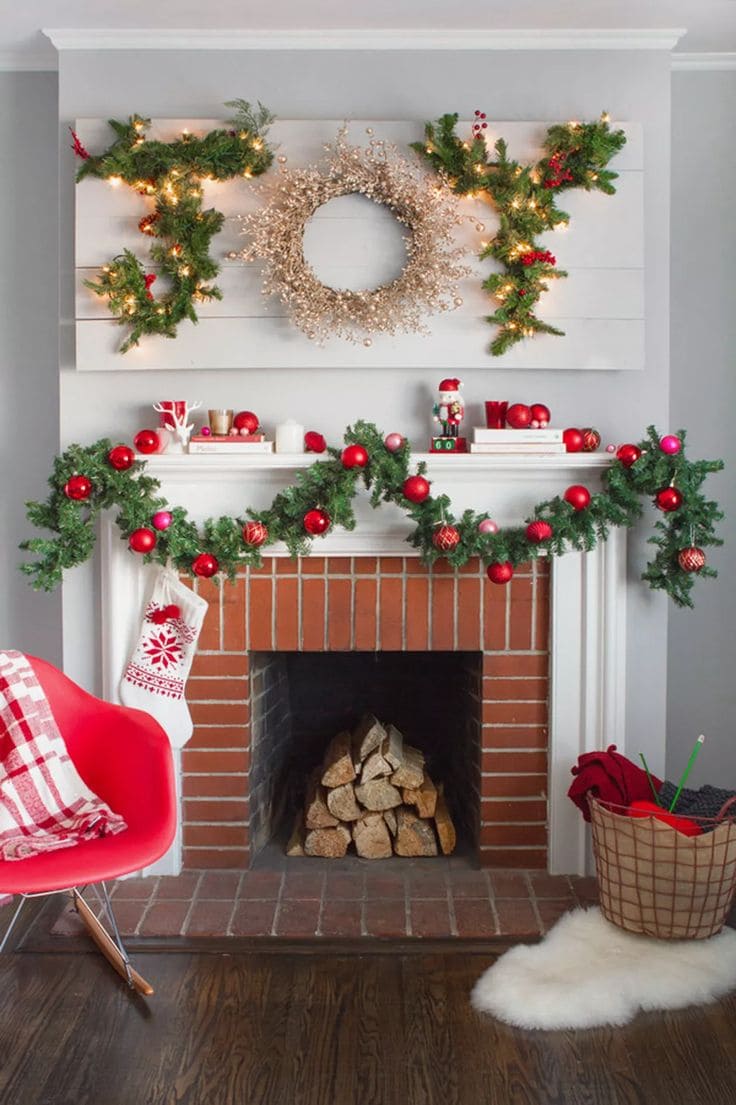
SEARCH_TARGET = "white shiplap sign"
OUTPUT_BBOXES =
[74,118,644,372]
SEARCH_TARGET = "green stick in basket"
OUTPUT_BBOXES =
[668,734,705,813]
[638,753,662,806]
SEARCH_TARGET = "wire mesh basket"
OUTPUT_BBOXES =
[589,796,736,940]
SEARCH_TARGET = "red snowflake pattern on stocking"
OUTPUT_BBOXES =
[143,631,183,669]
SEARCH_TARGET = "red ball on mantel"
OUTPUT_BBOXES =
[303,508,330,536]
[128,527,157,554]
[192,552,219,578]
[526,520,553,543]
[304,431,327,453]
[564,484,591,511]
[432,524,460,553]
[530,403,551,428]
[580,428,601,452]
[341,444,369,469]
[506,403,532,429]
[655,486,683,513]
[616,443,642,468]
[133,428,161,455]
[63,474,93,501]
[233,410,259,434]
[487,561,514,585]
[242,520,268,548]
[677,546,706,573]
[562,428,584,453]
[403,474,431,503]
[107,444,136,471]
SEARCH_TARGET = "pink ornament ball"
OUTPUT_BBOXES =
[152,510,173,531]
[660,434,682,456]
[239,427,252,436]
[478,518,499,535]
[200,426,211,437]
[384,432,404,453]
[229,427,239,436]
[606,444,616,454]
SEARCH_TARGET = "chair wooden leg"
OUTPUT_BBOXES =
[72,889,154,997]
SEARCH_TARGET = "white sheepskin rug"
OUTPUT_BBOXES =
[471,907,736,1030]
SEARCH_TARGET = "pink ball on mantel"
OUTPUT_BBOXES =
[152,511,173,531]
[384,432,404,453]
[660,434,682,455]
[606,444,616,453]
[478,518,499,535]
[200,426,211,437]
[229,427,239,437]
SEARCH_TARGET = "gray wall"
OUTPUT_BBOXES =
[667,71,736,788]
[0,71,61,663]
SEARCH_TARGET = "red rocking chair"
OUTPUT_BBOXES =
[0,655,176,995]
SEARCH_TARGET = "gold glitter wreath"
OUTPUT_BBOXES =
[232,127,470,345]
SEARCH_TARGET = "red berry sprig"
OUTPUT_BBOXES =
[472,110,489,138]
[520,250,557,267]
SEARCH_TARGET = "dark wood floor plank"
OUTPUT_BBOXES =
[401,953,460,1105]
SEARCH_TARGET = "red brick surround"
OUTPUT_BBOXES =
[184,556,549,870]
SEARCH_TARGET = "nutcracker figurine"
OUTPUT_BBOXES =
[431,377,467,453]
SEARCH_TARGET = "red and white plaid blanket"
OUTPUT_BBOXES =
[0,651,126,862]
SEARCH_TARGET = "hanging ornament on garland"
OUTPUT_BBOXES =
[63,475,93,501]
[192,553,219,578]
[304,509,330,536]
[242,521,269,548]
[487,561,514,585]
[129,528,156,554]
[433,524,460,553]
[384,433,405,453]
[655,487,683,512]
[478,518,499,535]
[341,444,369,469]
[107,444,136,471]
[403,475,431,503]
[152,510,173,531]
[564,485,591,511]
[677,547,706,573]
[526,520,554,543]
[616,443,642,468]
[659,434,682,456]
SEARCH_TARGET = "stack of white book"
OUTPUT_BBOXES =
[188,434,274,455]
[470,428,565,455]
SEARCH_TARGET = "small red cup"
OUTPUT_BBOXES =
[485,401,508,429]
[157,401,188,430]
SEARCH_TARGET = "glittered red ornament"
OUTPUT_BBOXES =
[304,431,327,453]
[432,524,460,553]
[233,410,259,434]
[616,443,642,468]
[655,487,683,513]
[677,546,706,572]
[487,561,514,585]
[564,485,591,511]
[63,474,92,501]
[107,444,136,471]
[192,552,219,578]
[530,403,551,427]
[526,520,553,543]
[134,428,160,455]
[562,428,584,453]
[580,428,601,452]
[506,403,532,429]
[341,444,369,469]
[128,527,156,554]
[242,520,268,548]
[403,475,431,503]
[304,508,330,536]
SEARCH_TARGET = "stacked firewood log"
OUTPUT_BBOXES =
[287,714,456,859]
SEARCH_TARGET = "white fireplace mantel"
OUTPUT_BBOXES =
[100,451,625,876]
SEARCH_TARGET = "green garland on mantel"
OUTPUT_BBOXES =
[21,422,723,608]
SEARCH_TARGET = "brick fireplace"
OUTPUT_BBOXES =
[183,555,549,870]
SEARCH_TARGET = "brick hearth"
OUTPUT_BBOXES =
[182,555,549,870]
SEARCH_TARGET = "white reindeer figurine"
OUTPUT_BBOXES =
[152,401,202,453]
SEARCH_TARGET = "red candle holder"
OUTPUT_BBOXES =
[485,401,508,429]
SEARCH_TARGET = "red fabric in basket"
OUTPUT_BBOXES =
[568,744,662,822]
[625,799,703,836]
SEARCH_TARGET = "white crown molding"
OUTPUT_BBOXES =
[672,52,736,71]
[43,27,687,52]
[0,50,57,71]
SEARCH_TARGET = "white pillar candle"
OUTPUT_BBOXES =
[275,419,305,454]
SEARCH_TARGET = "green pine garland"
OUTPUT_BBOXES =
[411,112,626,355]
[75,100,274,352]
[20,423,723,609]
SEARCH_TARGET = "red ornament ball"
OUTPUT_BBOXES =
[128,527,156,554]
[304,431,327,453]
[403,475,431,503]
[562,428,584,453]
[341,444,369,469]
[134,428,160,455]
[192,552,219,578]
[655,486,683,513]
[580,427,601,452]
[242,520,268,548]
[487,561,514,585]
[384,432,404,453]
[107,444,135,471]
[506,403,532,429]
[304,508,330,536]
[677,546,706,573]
[530,403,551,427]
[151,510,172,531]
[526,520,553,543]
[233,410,259,434]
[660,434,682,456]
[63,474,92,501]
[616,443,642,468]
[432,524,460,553]
[564,485,591,511]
